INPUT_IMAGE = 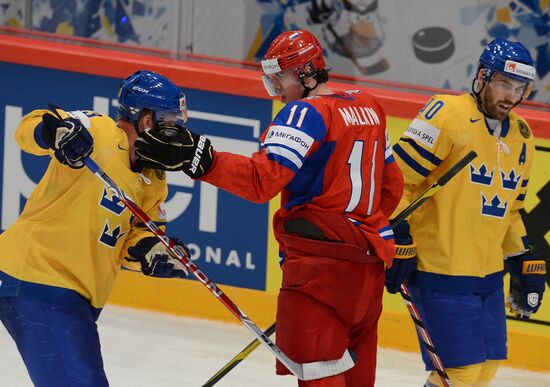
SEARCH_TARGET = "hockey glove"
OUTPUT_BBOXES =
[505,245,546,319]
[41,113,94,169]
[135,125,214,178]
[127,236,189,278]
[385,220,417,294]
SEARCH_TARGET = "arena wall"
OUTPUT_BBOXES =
[1,34,548,372]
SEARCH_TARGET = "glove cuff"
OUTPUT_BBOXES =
[521,260,546,275]
[395,241,417,259]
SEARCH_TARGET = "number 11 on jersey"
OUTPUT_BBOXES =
[345,140,378,215]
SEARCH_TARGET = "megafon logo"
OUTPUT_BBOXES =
[261,59,282,74]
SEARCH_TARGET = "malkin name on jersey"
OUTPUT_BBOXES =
[338,106,381,127]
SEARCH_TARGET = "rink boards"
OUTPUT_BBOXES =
[0,34,549,372]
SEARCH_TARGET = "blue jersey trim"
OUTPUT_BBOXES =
[521,236,529,250]
[521,179,529,187]
[393,144,430,177]
[378,225,394,240]
[33,122,50,150]
[400,138,442,166]
[409,270,504,294]
[485,116,510,137]
[264,142,305,168]
[516,193,526,201]
[0,270,89,304]
[267,152,300,173]
[284,141,336,209]
[501,117,510,137]
[272,100,327,141]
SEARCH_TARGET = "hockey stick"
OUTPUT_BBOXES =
[46,104,354,380]
[389,150,479,387]
[82,156,358,380]
[202,150,477,386]
[202,323,276,387]
[389,150,478,227]
[398,284,451,387]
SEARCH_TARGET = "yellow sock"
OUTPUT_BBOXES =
[426,360,500,387]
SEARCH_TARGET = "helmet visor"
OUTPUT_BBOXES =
[488,76,534,99]
[261,71,301,97]
[155,94,188,126]
[262,74,280,97]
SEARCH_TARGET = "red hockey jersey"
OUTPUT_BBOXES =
[200,90,403,265]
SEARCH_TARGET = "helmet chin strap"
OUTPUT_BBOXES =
[133,121,142,136]
[472,83,491,119]
[301,77,320,98]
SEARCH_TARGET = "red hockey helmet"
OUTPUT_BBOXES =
[262,30,325,76]
[261,30,326,96]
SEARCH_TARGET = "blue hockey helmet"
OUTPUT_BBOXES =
[478,38,536,83]
[117,70,187,126]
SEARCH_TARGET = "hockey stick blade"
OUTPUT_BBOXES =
[391,150,477,227]
[202,323,276,387]
[83,157,355,381]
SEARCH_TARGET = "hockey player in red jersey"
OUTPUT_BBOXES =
[135,30,403,386]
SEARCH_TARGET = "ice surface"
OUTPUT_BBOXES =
[1,305,548,386]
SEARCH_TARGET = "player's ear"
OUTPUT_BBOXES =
[138,110,154,132]
[473,69,487,94]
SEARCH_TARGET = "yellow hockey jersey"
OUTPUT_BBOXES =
[393,94,534,293]
[0,109,168,308]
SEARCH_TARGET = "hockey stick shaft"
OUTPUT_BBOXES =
[203,150,476,386]
[400,283,451,386]
[390,150,477,228]
[389,151,478,387]
[202,323,276,387]
[82,158,306,380]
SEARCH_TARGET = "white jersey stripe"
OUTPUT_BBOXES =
[265,145,303,169]
[367,140,378,215]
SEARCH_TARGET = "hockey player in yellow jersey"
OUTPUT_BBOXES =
[385,38,546,387]
[0,70,188,387]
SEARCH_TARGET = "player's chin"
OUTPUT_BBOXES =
[486,104,508,121]
[280,91,300,103]
[495,104,512,120]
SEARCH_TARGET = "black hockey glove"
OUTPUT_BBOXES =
[126,236,189,278]
[505,245,546,319]
[41,113,94,169]
[134,125,214,179]
[385,220,417,294]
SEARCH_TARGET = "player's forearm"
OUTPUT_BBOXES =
[200,150,293,203]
